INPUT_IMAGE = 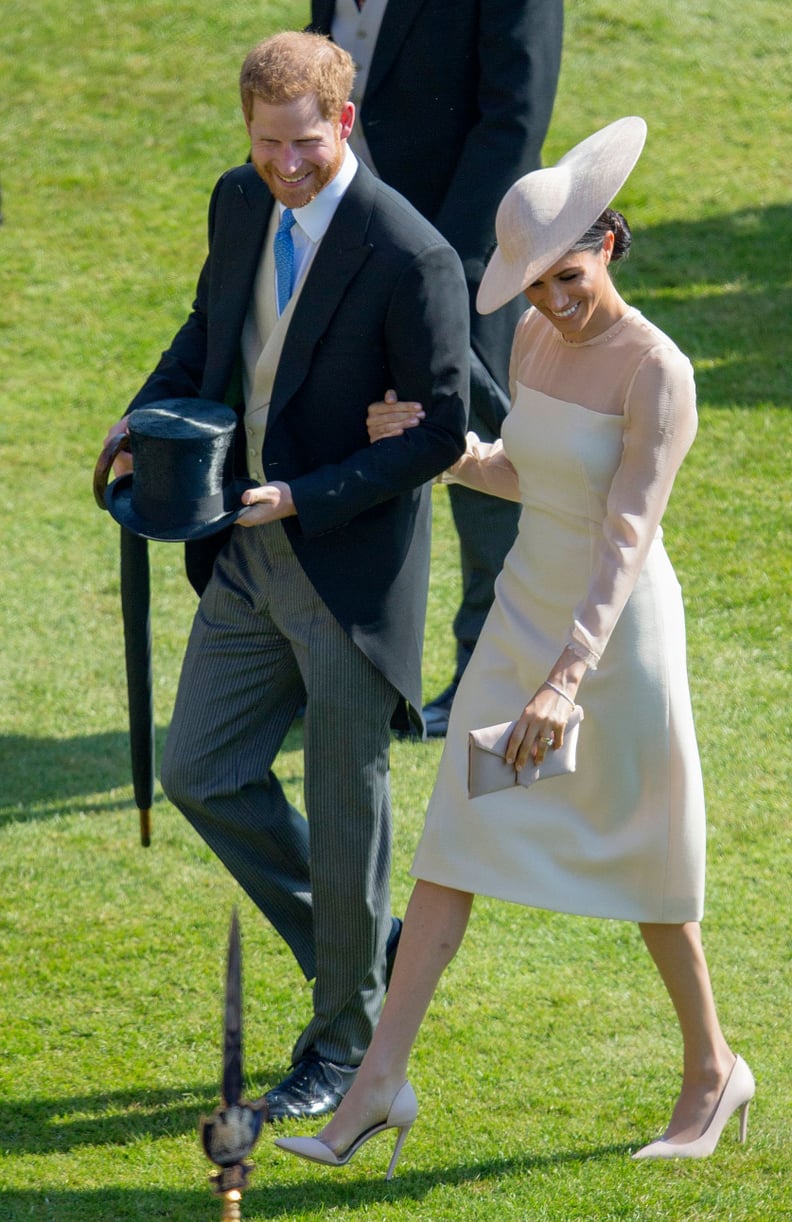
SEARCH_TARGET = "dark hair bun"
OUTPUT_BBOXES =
[605,208,632,261]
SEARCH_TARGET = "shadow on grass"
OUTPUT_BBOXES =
[1,1062,343,1158]
[0,729,147,825]
[0,1083,221,1155]
[0,1143,636,1221]
[620,202,792,408]
[0,1190,213,1221]
[0,724,305,828]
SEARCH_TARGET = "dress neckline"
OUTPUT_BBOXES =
[513,382,624,421]
[556,306,638,348]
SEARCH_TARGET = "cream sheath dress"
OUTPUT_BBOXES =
[411,306,706,923]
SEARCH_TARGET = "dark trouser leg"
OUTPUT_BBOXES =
[451,349,520,668]
[290,617,398,1066]
[161,523,398,1065]
[448,480,519,675]
[424,350,519,734]
[161,532,315,976]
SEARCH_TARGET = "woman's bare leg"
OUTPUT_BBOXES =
[317,879,474,1151]
[639,921,736,1142]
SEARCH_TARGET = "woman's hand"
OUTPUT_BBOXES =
[505,681,577,771]
[366,388,424,442]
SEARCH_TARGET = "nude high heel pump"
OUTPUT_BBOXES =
[274,1081,418,1180]
[632,1055,755,1160]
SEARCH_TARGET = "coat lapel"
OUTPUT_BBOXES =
[209,170,274,394]
[365,0,428,97]
[310,0,335,29]
[311,0,428,100]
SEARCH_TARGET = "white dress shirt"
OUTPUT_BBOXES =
[241,145,360,481]
[278,143,359,307]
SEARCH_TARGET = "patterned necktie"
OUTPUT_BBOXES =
[274,208,297,315]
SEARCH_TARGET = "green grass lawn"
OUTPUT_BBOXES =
[1,0,790,1218]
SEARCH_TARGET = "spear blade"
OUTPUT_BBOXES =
[222,909,243,1108]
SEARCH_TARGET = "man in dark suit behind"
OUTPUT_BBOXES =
[104,31,468,1120]
[310,0,563,734]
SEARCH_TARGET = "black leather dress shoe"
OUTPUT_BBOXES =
[263,1053,358,1121]
[422,679,459,737]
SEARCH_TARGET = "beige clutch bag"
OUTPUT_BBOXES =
[467,706,584,799]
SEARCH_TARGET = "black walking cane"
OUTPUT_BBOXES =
[94,435,155,847]
[120,528,155,846]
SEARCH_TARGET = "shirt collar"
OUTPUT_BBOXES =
[279,146,359,244]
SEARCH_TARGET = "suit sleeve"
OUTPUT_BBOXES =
[289,241,470,537]
[432,0,563,279]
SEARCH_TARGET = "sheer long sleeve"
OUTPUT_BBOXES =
[565,345,697,668]
[443,432,522,502]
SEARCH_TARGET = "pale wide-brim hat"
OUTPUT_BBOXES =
[477,116,648,315]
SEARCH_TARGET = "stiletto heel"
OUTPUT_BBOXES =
[633,1055,755,1160]
[386,1119,411,1179]
[275,1081,417,1180]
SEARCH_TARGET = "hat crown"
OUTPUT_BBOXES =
[129,402,236,518]
[104,399,253,542]
[497,165,574,263]
[478,116,647,314]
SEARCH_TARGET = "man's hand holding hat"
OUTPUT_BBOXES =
[238,481,297,526]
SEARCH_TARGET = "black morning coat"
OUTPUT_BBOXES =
[310,0,564,430]
[126,159,470,731]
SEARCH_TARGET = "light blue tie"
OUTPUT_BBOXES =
[274,208,297,315]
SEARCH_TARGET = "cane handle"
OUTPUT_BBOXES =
[93,431,131,509]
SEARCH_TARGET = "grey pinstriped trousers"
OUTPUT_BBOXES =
[161,520,399,1067]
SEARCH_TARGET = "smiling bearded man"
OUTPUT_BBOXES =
[101,29,469,1121]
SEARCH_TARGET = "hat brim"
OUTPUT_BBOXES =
[104,475,259,542]
[477,116,647,315]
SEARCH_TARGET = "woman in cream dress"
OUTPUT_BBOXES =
[275,118,754,1172]
[412,298,705,922]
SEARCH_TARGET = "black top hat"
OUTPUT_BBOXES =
[94,399,256,542]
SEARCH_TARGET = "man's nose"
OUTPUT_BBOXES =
[276,146,302,174]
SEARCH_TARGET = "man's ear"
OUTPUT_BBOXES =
[339,101,356,141]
